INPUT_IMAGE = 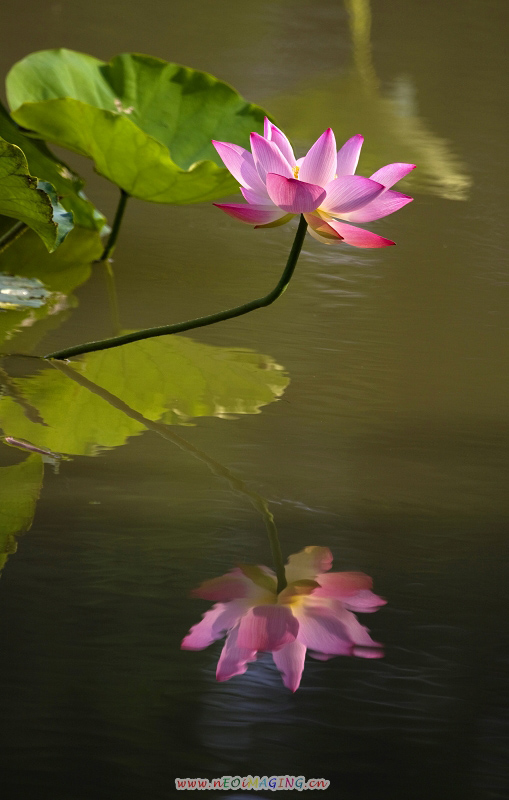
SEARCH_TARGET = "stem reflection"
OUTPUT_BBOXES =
[100,188,129,262]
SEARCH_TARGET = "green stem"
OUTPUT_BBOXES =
[44,214,308,361]
[50,359,287,592]
[0,221,28,254]
[100,188,129,262]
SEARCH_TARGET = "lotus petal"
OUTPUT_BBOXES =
[328,600,383,647]
[369,162,416,188]
[352,646,385,659]
[304,213,344,244]
[307,651,337,661]
[181,600,247,650]
[240,186,271,205]
[212,140,267,194]
[272,639,307,692]
[299,128,337,187]
[321,175,384,214]
[255,212,294,229]
[313,571,373,599]
[323,218,396,248]
[192,567,262,602]
[295,604,353,656]
[266,121,296,167]
[237,604,298,651]
[216,623,258,681]
[336,134,364,176]
[250,132,293,181]
[266,174,326,213]
[343,589,387,613]
[342,190,413,222]
[284,546,333,584]
[213,202,287,226]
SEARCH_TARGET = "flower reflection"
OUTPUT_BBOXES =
[213,119,414,248]
[182,546,385,691]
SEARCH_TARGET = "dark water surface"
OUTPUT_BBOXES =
[0,1,508,798]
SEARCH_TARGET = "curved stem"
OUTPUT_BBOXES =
[44,215,308,361]
[0,221,28,254]
[100,188,129,262]
[50,359,287,592]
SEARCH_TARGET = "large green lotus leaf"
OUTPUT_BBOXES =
[0,336,289,456]
[0,136,73,251]
[7,49,268,204]
[0,453,43,570]
[0,226,103,354]
[0,102,106,231]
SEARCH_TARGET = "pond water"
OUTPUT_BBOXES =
[0,1,507,798]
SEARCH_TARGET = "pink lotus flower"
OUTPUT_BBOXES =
[181,546,386,692]
[213,121,415,248]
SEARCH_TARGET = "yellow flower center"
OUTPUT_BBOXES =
[278,578,320,607]
[293,165,300,179]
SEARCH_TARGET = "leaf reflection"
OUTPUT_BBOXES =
[0,340,289,575]
[51,358,285,576]
[0,338,288,455]
[270,0,470,201]
[0,453,43,571]
[0,226,104,356]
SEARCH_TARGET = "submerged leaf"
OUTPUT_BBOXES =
[7,49,270,204]
[0,274,49,309]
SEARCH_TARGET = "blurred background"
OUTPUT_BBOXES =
[0,1,507,798]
